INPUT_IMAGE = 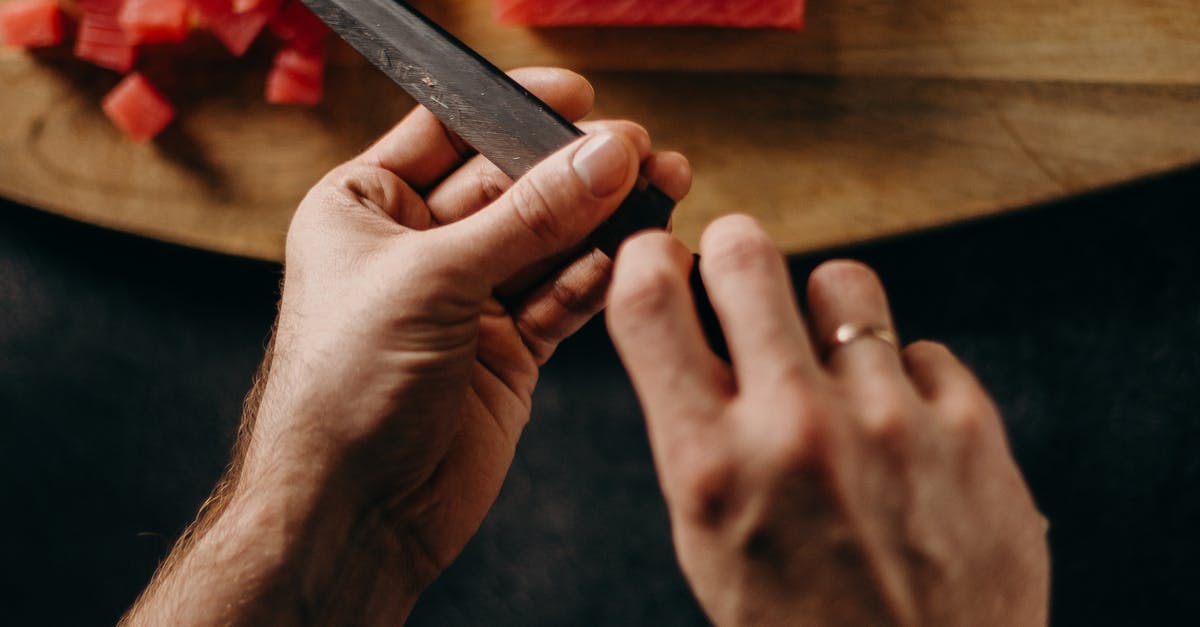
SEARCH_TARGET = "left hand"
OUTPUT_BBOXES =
[211,67,689,621]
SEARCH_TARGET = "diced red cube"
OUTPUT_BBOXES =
[268,0,328,51]
[265,43,324,105]
[75,11,138,72]
[119,0,190,44]
[191,0,281,56]
[495,0,805,29]
[101,72,175,142]
[0,0,65,49]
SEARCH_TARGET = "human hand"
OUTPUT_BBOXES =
[607,216,1049,626]
[123,67,694,627]
[234,68,691,617]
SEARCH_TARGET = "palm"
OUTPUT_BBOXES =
[390,295,545,574]
[273,68,686,592]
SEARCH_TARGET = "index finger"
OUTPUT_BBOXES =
[699,215,820,389]
[355,67,596,192]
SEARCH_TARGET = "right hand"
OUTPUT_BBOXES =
[607,215,1049,626]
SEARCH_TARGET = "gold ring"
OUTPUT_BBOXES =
[826,322,900,353]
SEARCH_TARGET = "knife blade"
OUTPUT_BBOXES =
[300,0,727,359]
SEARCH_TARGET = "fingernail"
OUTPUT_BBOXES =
[572,133,630,197]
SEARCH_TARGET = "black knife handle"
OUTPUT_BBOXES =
[688,254,729,362]
[590,180,674,258]
[591,183,729,362]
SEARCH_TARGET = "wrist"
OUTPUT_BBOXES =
[213,461,429,626]
[212,343,448,624]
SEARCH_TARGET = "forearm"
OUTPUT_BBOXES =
[121,441,425,626]
[122,343,423,627]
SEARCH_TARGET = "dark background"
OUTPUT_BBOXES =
[2,165,1198,625]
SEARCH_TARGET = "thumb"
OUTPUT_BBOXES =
[434,131,640,286]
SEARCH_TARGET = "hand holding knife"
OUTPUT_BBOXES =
[299,0,728,359]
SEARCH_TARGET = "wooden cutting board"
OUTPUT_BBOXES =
[1,0,1198,261]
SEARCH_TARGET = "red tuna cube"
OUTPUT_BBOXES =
[75,11,137,72]
[265,43,324,105]
[101,72,175,142]
[0,0,65,49]
[190,0,281,56]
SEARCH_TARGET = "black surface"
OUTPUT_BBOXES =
[2,166,1198,625]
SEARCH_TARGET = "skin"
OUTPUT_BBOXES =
[121,67,1049,626]
[607,219,1051,626]
[122,66,690,626]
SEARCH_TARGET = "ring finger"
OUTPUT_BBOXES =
[805,260,906,384]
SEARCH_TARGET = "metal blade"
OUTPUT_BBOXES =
[300,0,724,359]
[299,0,675,255]
[300,0,581,180]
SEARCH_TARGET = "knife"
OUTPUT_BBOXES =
[299,0,728,359]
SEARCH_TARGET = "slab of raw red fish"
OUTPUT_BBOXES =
[0,0,64,48]
[101,72,176,142]
[495,0,805,29]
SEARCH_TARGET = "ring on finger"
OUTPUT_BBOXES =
[824,322,900,355]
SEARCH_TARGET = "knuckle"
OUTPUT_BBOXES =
[679,456,739,528]
[321,161,362,187]
[310,162,418,234]
[288,164,387,253]
[609,262,681,323]
[514,275,605,363]
[768,410,826,476]
[940,394,994,440]
[809,259,882,300]
[548,271,603,318]
[510,178,567,247]
[702,217,778,276]
[767,358,818,392]
[515,318,557,365]
[859,393,912,442]
[726,392,829,484]
[740,526,782,563]
[476,164,511,206]
[329,163,394,210]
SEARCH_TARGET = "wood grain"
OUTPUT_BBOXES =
[596,75,1200,251]
[1,0,1198,261]
[415,0,1200,84]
